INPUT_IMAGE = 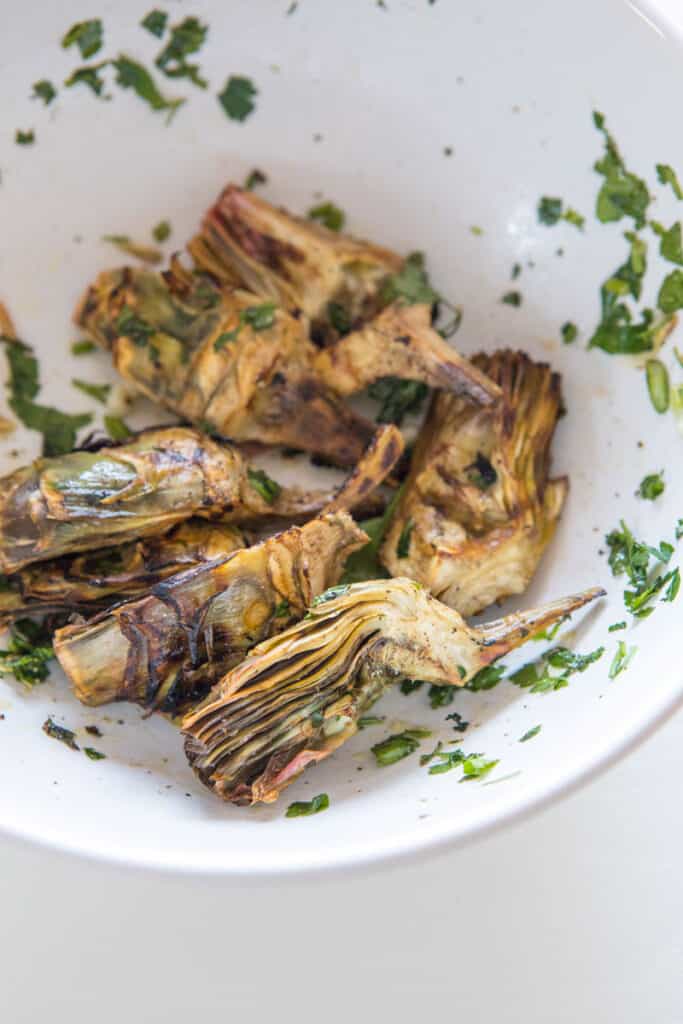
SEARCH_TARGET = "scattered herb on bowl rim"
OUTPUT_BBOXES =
[42,717,79,750]
[15,130,35,146]
[645,358,670,413]
[152,220,171,243]
[155,15,209,89]
[656,163,683,199]
[501,290,522,307]
[637,471,664,501]
[32,80,57,105]
[608,641,637,679]
[218,75,257,121]
[71,339,96,356]
[561,321,578,344]
[61,19,104,59]
[112,54,185,121]
[84,747,107,761]
[285,793,329,817]
[372,728,431,767]
[141,9,168,37]
[519,725,542,742]
[307,201,345,232]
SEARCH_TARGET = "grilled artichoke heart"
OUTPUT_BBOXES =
[183,579,603,805]
[0,425,355,573]
[189,185,500,404]
[0,518,246,622]
[381,350,568,616]
[54,513,368,714]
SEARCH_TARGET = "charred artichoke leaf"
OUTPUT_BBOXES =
[182,579,603,805]
[188,184,403,340]
[0,519,247,623]
[313,302,501,407]
[75,264,375,466]
[54,512,368,714]
[382,350,569,617]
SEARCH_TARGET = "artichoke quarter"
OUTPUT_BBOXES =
[182,579,603,805]
[54,512,368,715]
[381,350,568,617]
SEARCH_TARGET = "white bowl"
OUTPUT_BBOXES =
[1,0,682,876]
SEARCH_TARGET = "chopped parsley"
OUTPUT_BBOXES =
[32,80,56,105]
[592,111,650,229]
[152,220,171,243]
[561,321,578,344]
[328,301,352,335]
[460,755,499,781]
[218,75,257,121]
[381,252,439,307]
[273,599,290,618]
[645,358,670,413]
[285,793,329,817]
[307,201,345,232]
[155,16,208,89]
[428,684,454,709]
[367,378,428,425]
[214,302,277,351]
[395,517,414,558]
[532,616,567,642]
[510,644,604,693]
[372,728,431,766]
[400,679,424,695]
[141,9,168,37]
[470,225,483,236]
[0,619,54,687]
[658,269,683,314]
[466,664,506,691]
[519,725,542,743]
[247,467,282,504]
[445,710,469,732]
[71,339,96,356]
[652,221,683,265]
[608,621,627,632]
[102,235,161,264]
[15,130,35,146]
[115,306,155,347]
[43,717,79,751]
[465,452,497,490]
[420,743,465,774]
[245,168,267,190]
[637,472,665,501]
[84,747,106,761]
[608,641,637,679]
[511,262,522,280]
[113,55,185,120]
[61,19,104,59]
[501,291,522,307]
[537,196,584,229]
[72,379,111,404]
[340,485,404,584]
[64,63,109,97]
[656,163,683,200]
[605,519,680,618]
[358,715,386,729]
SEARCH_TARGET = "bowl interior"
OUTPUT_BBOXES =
[1,0,682,874]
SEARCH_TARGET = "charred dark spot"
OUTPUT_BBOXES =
[395,335,411,346]
[380,436,401,472]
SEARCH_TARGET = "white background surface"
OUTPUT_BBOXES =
[1,708,681,1023]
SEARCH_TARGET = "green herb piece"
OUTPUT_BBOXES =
[285,793,329,817]
[470,225,483,236]
[2,338,39,401]
[645,358,670,413]
[545,646,605,673]
[71,339,96,356]
[152,220,171,243]
[247,467,282,505]
[214,301,277,351]
[382,252,439,307]
[532,616,567,642]
[637,472,665,501]
[310,584,351,608]
[72,379,111,404]
[656,163,683,199]
[307,201,345,232]
[428,684,454,709]
[658,269,683,314]
[269,600,289,620]
[676,519,683,540]
[15,130,35,146]
[609,621,627,632]
[245,168,267,190]
[113,55,185,120]
[519,725,542,743]
[606,519,680,618]
[445,710,469,732]
[372,728,431,767]
[465,452,497,490]
[328,301,352,335]
[592,111,650,229]
[561,321,578,344]
[563,208,585,229]
[608,641,637,679]
[423,745,467,774]
[358,715,385,729]
[460,754,499,782]
[32,80,56,105]
[115,306,155,347]
[104,414,132,440]
[84,747,106,760]
[467,664,506,691]
[155,16,208,88]
[64,63,109,97]
[511,263,522,280]
[501,291,522,307]
[664,567,681,602]
[43,717,79,750]
[396,518,414,558]
[538,197,563,225]
[0,618,54,687]
[218,75,257,121]
[510,645,604,694]
[400,679,424,695]
[61,19,103,59]
[102,235,161,263]
[341,485,404,585]
[141,9,168,37]
[367,377,428,425]
[656,222,683,265]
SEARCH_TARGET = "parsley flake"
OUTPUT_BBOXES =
[15,130,35,146]
[155,16,208,89]
[285,793,329,817]
[372,728,431,766]
[71,340,96,356]
[72,379,111,404]
[592,111,650,229]
[32,80,56,105]
[84,747,106,761]
[0,619,54,687]
[307,201,345,232]
[218,75,257,121]
[64,63,109,97]
[61,19,103,59]
[637,472,665,501]
[645,358,670,413]
[141,9,168,38]
[244,168,267,190]
[658,269,683,314]
[367,378,428,425]
[501,291,522,307]
[608,641,637,679]
[656,163,683,200]
[43,717,79,751]
[152,220,171,243]
[519,725,542,743]
[113,55,185,120]
[561,321,578,344]
[247,467,282,504]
